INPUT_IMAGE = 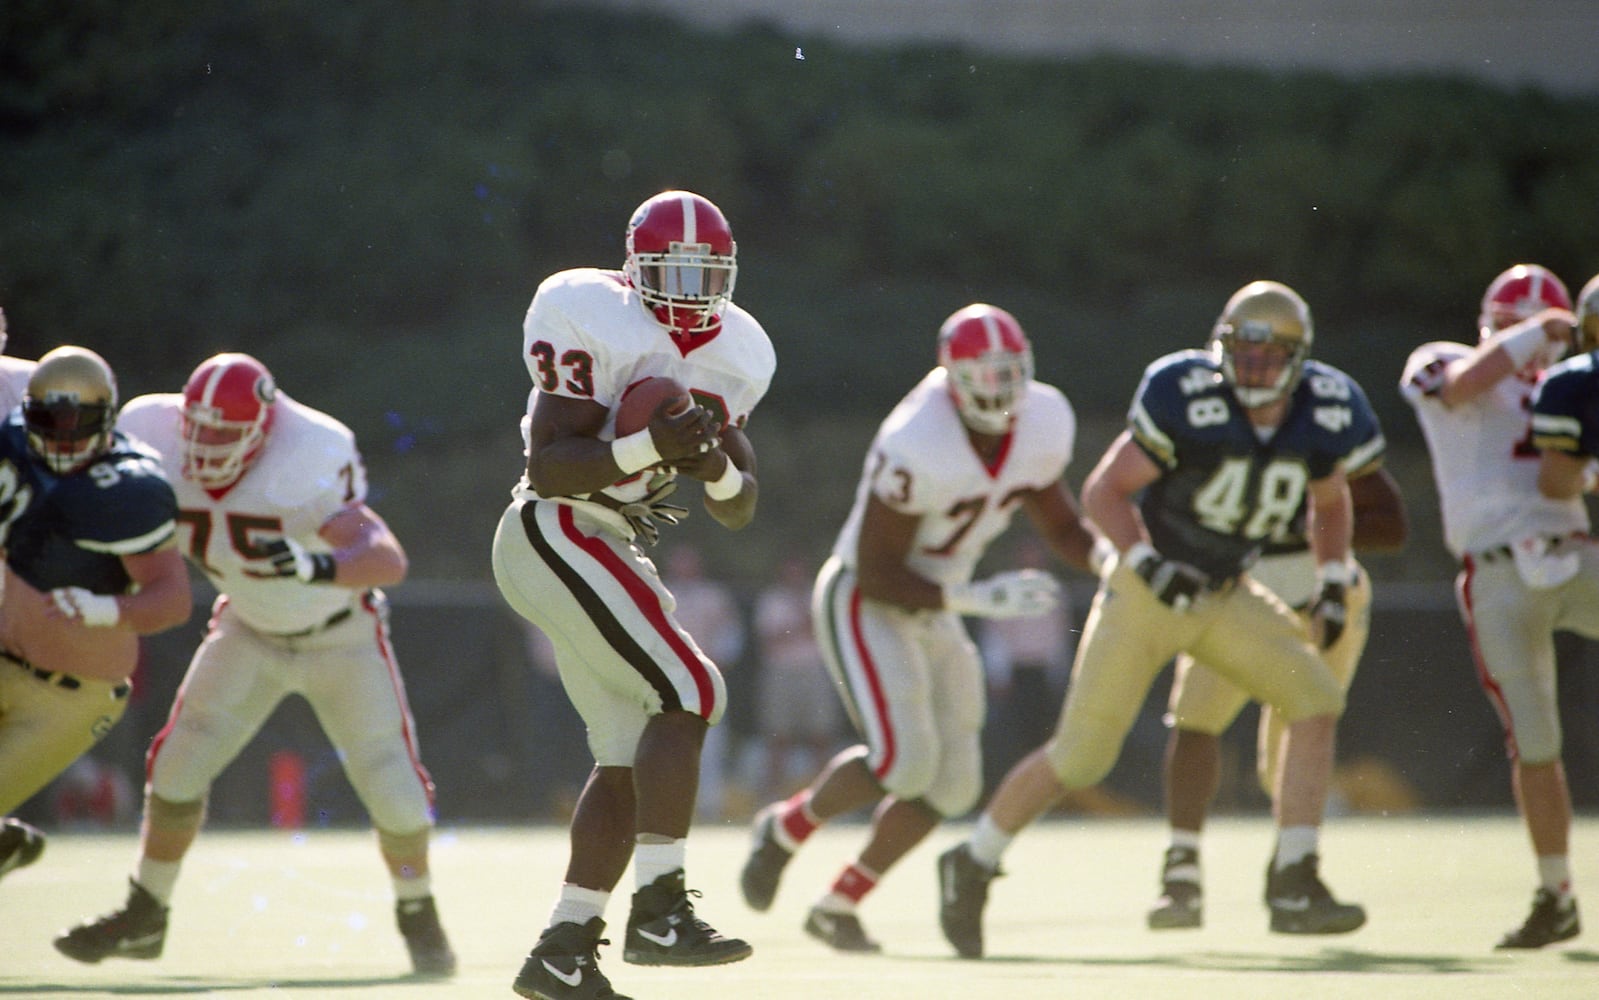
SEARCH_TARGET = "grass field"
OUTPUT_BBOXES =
[2,814,1595,998]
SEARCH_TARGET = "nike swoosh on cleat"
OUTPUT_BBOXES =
[121,933,165,949]
[541,960,582,987]
[635,927,678,947]
[1269,897,1312,912]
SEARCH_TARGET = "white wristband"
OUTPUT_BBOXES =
[1316,559,1354,587]
[1496,318,1553,369]
[1087,535,1116,575]
[704,459,744,501]
[611,428,662,475]
[1125,541,1158,569]
[52,587,121,628]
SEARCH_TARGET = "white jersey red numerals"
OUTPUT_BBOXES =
[514,267,775,505]
[1400,340,1586,559]
[116,393,366,634]
[832,369,1075,587]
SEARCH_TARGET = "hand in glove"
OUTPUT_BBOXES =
[944,568,1061,619]
[243,537,338,582]
[49,586,120,627]
[1308,563,1351,649]
[1129,542,1209,612]
[618,480,690,547]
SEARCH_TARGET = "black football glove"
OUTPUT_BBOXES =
[618,481,690,547]
[243,537,338,582]
[1131,545,1209,612]
[1309,579,1347,650]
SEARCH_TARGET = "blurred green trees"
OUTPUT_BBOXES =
[3,3,1595,580]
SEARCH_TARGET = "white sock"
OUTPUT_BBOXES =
[549,884,611,928]
[134,858,183,905]
[1537,856,1574,900]
[634,838,687,888]
[394,873,432,902]
[1169,828,1202,853]
[967,813,1012,871]
[1273,826,1319,869]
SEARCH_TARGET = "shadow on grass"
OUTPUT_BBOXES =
[0,972,437,995]
[919,947,1599,974]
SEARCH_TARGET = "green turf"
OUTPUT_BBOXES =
[2,815,1594,998]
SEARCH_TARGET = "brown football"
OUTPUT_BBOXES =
[614,376,692,436]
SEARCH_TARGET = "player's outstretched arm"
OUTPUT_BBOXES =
[1436,309,1574,407]
[1081,431,1160,553]
[313,504,409,589]
[1020,482,1099,576]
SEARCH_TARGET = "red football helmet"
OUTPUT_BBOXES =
[1479,264,1571,340]
[624,190,737,336]
[937,303,1034,435]
[181,353,278,489]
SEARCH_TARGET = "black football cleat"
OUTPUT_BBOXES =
[513,917,631,1000]
[396,895,457,976]
[0,818,45,882]
[623,870,752,967]
[1496,888,1579,949]
[1265,854,1366,935]
[1147,846,1203,930]
[739,803,794,912]
[54,879,169,963]
[937,844,1000,959]
[803,906,882,953]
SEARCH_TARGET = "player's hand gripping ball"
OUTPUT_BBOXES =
[614,376,692,437]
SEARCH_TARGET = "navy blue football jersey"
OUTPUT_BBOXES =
[1531,351,1599,459]
[0,409,178,594]
[1127,349,1384,580]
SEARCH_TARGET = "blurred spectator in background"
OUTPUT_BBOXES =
[753,552,846,799]
[662,544,747,821]
[49,755,136,829]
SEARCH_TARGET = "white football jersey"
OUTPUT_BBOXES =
[0,356,36,417]
[1400,340,1587,559]
[832,369,1076,587]
[117,392,368,634]
[512,267,776,510]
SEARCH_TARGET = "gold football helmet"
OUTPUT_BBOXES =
[24,345,118,474]
[1209,280,1313,408]
[1576,273,1599,355]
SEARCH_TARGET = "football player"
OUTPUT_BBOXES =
[1403,264,1595,949]
[0,307,38,414]
[0,347,190,883]
[939,281,1371,958]
[492,190,773,1000]
[737,304,1098,953]
[1146,375,1406,928]
[54,353,456,976]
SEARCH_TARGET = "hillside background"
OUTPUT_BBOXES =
[4,2,1599,822]
[4,0,1599,584]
